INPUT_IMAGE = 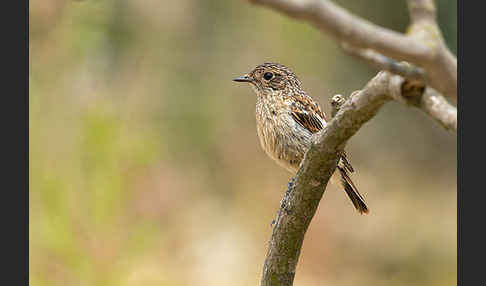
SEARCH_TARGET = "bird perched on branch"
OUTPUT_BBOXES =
[233,62,368,214]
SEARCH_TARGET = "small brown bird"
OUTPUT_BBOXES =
[233,62,368,214]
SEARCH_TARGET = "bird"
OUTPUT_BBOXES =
[233,62,369,214]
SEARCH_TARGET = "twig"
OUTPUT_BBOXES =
[341,43,426,82]
[407,0,437,24]
[330,94,345,118]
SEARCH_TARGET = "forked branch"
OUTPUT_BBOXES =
[262,71,399,285]
[247,1,457,285]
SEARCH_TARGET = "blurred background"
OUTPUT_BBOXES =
[29,0,457,285]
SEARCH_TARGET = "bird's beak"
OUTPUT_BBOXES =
[232,74,253,82]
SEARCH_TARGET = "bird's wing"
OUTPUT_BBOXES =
[287,93,356,174]
[291,110,324,134]
[287,93,327,134]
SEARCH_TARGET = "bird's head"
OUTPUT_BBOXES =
[233,62,302,96]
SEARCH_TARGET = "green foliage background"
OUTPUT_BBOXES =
[30,0,457,285]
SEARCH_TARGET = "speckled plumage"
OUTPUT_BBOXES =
[234,62,368,214]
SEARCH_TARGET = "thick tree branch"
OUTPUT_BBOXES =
[248,0,457,99]
[261,71,399,286]
[260,70,456,285]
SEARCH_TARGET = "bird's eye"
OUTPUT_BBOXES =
[263,72,273,81]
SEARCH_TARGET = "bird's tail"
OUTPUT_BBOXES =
[336,163,369,215]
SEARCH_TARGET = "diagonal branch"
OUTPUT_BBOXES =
[261,71,399,286]
[417,88,456,131]
[341,43,426,82]
[397,85,457,131]
[260,70,456,285]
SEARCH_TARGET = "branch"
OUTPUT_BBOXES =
[330,93,345,118]
[260,71,456,285]
[248,0,457,98]
[249,0,432,62]
[417,88,456,131]
[381,75,457,131]
[248,1,457,285]
[407,0,437,24]
[406,0,457,100]
[261,71,397,286]
[341,43,426,82]
[397,84,457,131]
